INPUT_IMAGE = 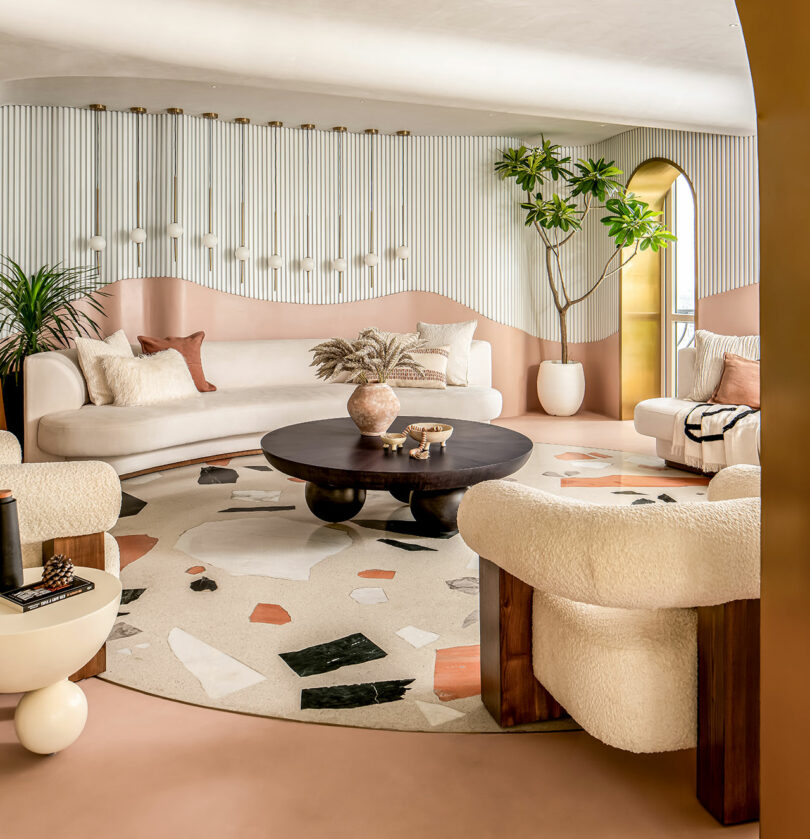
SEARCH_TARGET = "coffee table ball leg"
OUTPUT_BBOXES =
[15,678,88,754]
[305,483,366,522]
[410,487,467,535]
[389,486,412,504]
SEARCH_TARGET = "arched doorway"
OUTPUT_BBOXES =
[620,159,697,419]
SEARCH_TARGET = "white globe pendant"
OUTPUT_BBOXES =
[88,235,106,252]
[167,222,184,238]
[202,232,218,249]
[301,256,315,272]
[130,227,147,244]
[332,257,347,273]
[235,246,251,261]
[363,252,379,268]
[395,245,410,260]
[269,253,283,270]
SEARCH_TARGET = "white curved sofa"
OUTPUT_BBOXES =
[24,338,502,475]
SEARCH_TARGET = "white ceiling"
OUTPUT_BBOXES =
[0,0,755,142]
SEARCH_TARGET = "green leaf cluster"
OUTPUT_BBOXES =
[0,257,108,381]
[601,194,677,250]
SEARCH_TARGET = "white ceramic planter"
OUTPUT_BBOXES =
[537,360,585,416]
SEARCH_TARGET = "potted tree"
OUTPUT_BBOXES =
[0,257,107,444]
[496,140,675,416]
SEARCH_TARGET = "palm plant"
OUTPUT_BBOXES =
[0,257,108,381]
[311,329,425,384]
[496,140,675,363]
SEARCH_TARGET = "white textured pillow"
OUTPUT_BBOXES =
[388,346,450,389]
[101,349,198,407]
[74,329,134,405]
[417,320,478,386]
[690,330,760,402]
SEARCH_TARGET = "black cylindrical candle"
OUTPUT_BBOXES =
[0,489,23,592]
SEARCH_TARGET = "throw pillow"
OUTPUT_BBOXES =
[689,330,760,402]
[101,349,198,407]
[709,353,760,408]
[138,331,216,392]
[416,320,478,386]
[74,329,135,406]
[388,346,450,389]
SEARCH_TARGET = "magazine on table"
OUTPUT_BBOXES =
[0,576,94,613]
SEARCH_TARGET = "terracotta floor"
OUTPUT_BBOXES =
[0,414,758,839]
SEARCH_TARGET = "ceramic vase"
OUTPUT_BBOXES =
[537,360,585,416]
[347,382,401,436]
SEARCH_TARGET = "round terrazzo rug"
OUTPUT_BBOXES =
[103,443,710,733]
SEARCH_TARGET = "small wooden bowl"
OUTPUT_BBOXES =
[405,423,454,446]
[381,432,408,451]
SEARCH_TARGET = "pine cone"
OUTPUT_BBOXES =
[42,554,75,590]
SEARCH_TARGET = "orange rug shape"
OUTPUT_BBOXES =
[555,452,596,460]
[287,477,306,483]
[434,644,481,702]
[358,569,396,579]
[250,603,292,625]
[186,566,205,575]
[206,458,232,467]
[116,534,159,570]
[561,475,710,488]
[587,452,613,459]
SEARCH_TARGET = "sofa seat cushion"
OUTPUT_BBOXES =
[633,397,694,440]
[38,384,502,458]
[533,590,697,753]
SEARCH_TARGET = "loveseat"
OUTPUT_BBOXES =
[24,338,502,475]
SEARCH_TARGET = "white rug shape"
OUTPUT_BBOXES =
[175,517,351,581]
[416,700,466,727]
[168,627,266,699]
[396,625,440,648]
[125,472,164,486]
[350,587,389,605]
[231,490,282,503]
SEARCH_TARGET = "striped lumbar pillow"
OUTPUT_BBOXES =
[689,330,760,402]
[388,346,450,389]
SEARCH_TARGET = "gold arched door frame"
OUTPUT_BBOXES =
[619,157,697,419]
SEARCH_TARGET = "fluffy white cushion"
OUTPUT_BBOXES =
[74,329,134,406]
[689,330,759,402]
[102,349,198,407]
[388,346,450,389]
[417,320,477,386]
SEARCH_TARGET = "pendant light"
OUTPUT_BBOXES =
[129,107,147,265]
[395,130,411,267]
[268,120,283,285]
[331,126,347,290]
[87,104,107,266]
[202,112,218,271]
[363,128,379,287]
[166,107,184,260]
[300,124,315,290]
[234,117,251,282]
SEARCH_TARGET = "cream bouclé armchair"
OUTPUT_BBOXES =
[458,465,760,826]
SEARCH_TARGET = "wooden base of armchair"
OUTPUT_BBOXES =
[43,533,108,681]
[479,556,760,826]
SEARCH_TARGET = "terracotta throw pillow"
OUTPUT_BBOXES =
[709,353,760,408]
[138,332,216,392]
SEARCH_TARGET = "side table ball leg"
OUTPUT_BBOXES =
[15,678,88,754]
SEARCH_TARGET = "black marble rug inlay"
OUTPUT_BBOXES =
[190,576,218,592]
[658,493,677,503]
[445,577,479,595]
[120,588,146,605]
[378,538,438,552]
[354,519,455,539]
[612,490,647,496]
[301,679,414,709]
[198,466,239,485]
[218,506,296,513]
[280,633,386,677]
[632,498,656,505]
[245,465,273,472]
[120,492,147,517]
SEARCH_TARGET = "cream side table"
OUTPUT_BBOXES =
[0,566,121,754]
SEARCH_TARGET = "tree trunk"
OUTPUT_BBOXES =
[559,308,569,365]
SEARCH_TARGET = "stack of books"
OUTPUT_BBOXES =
[0,576,94,613]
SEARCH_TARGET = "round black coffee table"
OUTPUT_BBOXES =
[261,417,532,534]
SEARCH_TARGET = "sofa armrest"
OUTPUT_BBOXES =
[458,479,760,609]
[0,461,120,544]
[707,465,761,501]
[24,349,87,463]
[0,431,22,465]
